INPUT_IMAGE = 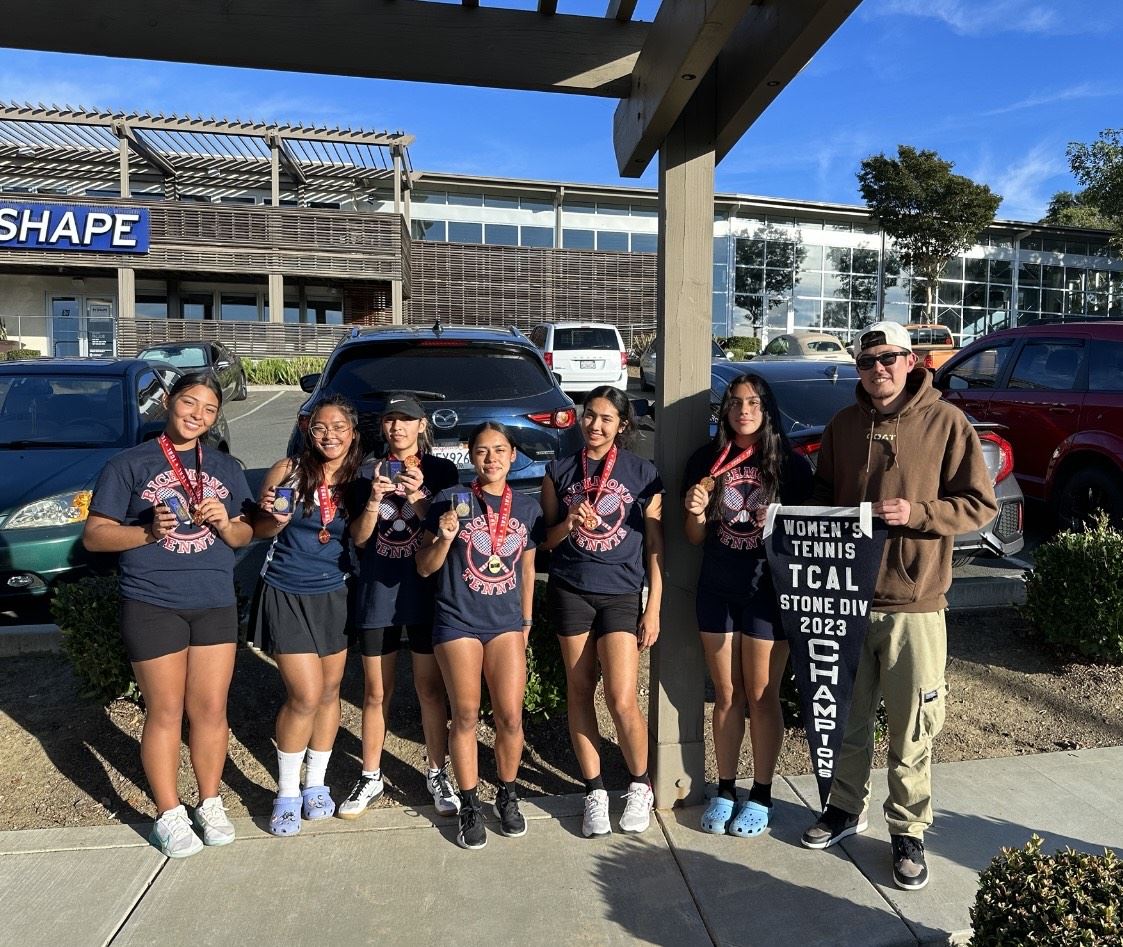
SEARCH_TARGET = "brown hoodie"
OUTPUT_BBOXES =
[812,366,998,612]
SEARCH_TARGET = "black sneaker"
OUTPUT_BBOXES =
[891,835,929,890]
[493,787,527,838]
[457,803,487,850]
[801,804,869,849]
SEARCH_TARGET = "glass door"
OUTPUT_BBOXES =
[50,297,81,356]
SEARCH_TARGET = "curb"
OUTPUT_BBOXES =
[0,624,61,656]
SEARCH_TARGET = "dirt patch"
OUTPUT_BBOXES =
[2,608,1121,830]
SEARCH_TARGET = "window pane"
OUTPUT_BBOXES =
[964,258,988,281]
[940,257,964,280]
[1041,265,1065,289]
[182,293,213,321]
[630,232,657,253]
[793,272,823,297]
[447,192,483,207]
[989,259,1012,284]
[631,204,658,219]
[520,197,553,213]
[735,239,766,267]
[852,248,878,274]
[596,231,628,252]
[520,226,554,248]
[484,223,518,246]
[565,201,597,215]
[411,219,446,241]
[221,294,259,321]
[944,345,1013,390]
[801,244,823,270]
[1018,262,1041,286]
[1008,342,1081,391]
[823,247,850,272]
[136,295,168,318]
[483,194,519,209]
[563,229,595,250]
[448,221,483,244]
[1089,341,1123,391]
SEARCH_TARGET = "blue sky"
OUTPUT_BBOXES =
[2,0,1121,222]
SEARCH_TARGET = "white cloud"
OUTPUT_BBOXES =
[981,82,1123,117]
[979,141,1069,222]
[868,0,1104,36]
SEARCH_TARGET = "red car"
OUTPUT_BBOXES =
[934,321,1123,529]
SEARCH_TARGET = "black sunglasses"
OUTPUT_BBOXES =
[856,350,911,371]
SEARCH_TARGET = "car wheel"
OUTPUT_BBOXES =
[640,369,654,391]
[234,372,248,401]
[1055,466,1123,531]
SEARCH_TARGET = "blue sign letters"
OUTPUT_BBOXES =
[0,202,150,254]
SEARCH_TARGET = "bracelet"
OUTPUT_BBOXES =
[521,619,534,627]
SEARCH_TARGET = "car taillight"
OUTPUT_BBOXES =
[620,351,628,370]
[979,431,1014,484]
[923,353,936,370]
[793,440,821,458]
[527,408,576,429]
[543,352,553,369]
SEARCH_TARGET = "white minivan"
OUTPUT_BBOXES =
[529,322,629,394]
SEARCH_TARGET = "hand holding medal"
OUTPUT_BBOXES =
[397,460,424,497]
[568,498,599,533]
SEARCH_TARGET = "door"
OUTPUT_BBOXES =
[50,297,81,357]
[86,299,116,357]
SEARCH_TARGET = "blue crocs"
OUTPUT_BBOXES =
[268,796,302,837]
[701,796,736,834]
[301,785,336,821]
[729,800,772,837]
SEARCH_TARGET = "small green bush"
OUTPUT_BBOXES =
[1023,513,1123,663]
[970,834,1122,946]
[523,579,567,718]
[717,336,761,358]
[6,348,42,360]
[243,356,326,385]
[53,575,139,705]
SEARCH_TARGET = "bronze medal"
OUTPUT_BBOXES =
[318,527,331,545]
[700,476,716,492]
[487,554,503,574]
[191,505,207,525]
[403,454,421,469]
[583,514,599,530]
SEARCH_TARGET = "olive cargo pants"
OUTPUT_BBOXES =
[827,610,947,838]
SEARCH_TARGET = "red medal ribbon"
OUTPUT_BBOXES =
[158,434,203,509]
[318,483,338,531]
[709,441,756,479]
[581,444,618,509]
[470,480,513,559]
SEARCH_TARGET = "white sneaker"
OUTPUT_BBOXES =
[619,782,654,834]
[428,766,461,815]
[582,789,611,838]
[337,772,384,820]
[150,804,204,858]
[193,796,235,846]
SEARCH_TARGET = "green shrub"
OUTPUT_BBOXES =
[970,835,1122,946]
[6,348,42,360]
[53,575,140,705]
[243,356,326,386]
[523,579,567,718]
[1023,513,1123,663]
[717,336,761,357]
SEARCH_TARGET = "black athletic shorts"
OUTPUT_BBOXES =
[547,576,641,639]
[120,598,239,663]
[358,623,434,657]
[250,583,349,657]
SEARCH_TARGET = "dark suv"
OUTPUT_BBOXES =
[292,324,583,493]
[935,321,1123,528]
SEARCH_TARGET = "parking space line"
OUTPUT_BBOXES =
[224,391,286,423]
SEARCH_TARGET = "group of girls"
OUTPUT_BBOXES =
[85,367,809,858]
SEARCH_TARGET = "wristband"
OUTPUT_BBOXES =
[521,619,534,627]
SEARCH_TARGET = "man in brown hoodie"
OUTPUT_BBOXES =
[799,321,997,891]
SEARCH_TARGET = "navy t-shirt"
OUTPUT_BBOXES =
[423,486,545,636]
[682,441,813,597]
[354,453,459,628]
[546,448,663,594]
[262,476,360,596]
[89,439,254,610]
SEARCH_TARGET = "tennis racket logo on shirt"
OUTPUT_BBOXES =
[459,514,528,594]
[564,477,635,553]
[144,472,229,554]
[374,489,429,558]
[716,468,768,551]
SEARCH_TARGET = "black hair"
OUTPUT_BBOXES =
[468,420,518,453]
[169,371,223,405]
[706,373,792,522]
[295,394,363,515]
[380,404,434,455]
[583,385,636,449]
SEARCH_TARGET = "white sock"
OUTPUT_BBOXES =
[427,766,441,777]
[304,748,332,788]
[363,768,381,780]
[277,748,305,798]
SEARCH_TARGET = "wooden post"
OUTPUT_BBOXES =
[268,273,284,323]
[649,74,715,809]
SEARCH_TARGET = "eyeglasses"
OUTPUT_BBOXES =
[856,350,911,371]
[309,423,352,437]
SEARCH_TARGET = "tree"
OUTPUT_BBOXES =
[1040,189,1111,230]
[858,146,1001,319]
[1067,129,1123,249]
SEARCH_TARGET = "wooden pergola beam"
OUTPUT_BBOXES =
[606,0,640,23]
[3,0,649,98]
[612,0,758,177]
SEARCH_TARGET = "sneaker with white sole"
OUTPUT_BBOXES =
[493,786,527,838]
[428,766,461,816]
[337,772,384,820]
[582,789,611,838]
[801,804,868,850]
[457,803,487,850]
[619,782,654,833]
[193,796,235,846]
[150,804,204,859]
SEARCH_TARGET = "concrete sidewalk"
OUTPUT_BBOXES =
[3,747,1119,947]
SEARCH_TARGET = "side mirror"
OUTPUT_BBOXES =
[299,373,321,393]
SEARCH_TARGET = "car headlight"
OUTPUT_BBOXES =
[5,490,93,529]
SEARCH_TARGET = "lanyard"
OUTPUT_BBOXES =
[158,434,203,510]
[701,441,756,491]
[581,444,618,507]
[471,480,513,572]
[317,483,338,545]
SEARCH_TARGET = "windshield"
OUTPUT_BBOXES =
[140,345,209,369]
[0,374,127,446]
[325,341,556,402]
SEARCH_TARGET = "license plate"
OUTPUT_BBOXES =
[432,443,472,469]
[579,359,597,369]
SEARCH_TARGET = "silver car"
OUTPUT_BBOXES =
[640,338,730,390]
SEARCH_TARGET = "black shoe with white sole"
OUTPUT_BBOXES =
[457,803,487,850]
[891,834,929,890]
[493,787,527,838]
[801,804,868,849]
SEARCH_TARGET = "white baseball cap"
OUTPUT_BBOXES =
[856,321,912,353]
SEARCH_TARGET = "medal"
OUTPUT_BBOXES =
[580,444,617,530]
[701,441,757,492]
[403,454,421,469]
[317,483,338,545]
[318,528,331,544]
[192,506,207,525]
[454,499,471,518]
[471,480,513,578]
[158,434,204,526]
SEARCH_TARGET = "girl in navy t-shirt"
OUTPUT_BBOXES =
[417,422,544,851]
[341,393,459,821]
[540,386,664,840]
[683,373,812,839]
[251,394,363,837]
[84,372,254,859]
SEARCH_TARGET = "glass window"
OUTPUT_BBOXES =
[1020,236,1042,251]
[822,300,849,329]
[135,295,168,318]
[1088,341,1123,391]
[735,239,765,267]
[990,260,1012,284]
[0,375,127,445]
[822,220,850,232]
[411,219,446,241]
[963,284,988,310]
[221,294,260,321]
[1018,262,1041,286]
[182,293,213,321]
[1041,289,1065,315]
[1016,287,1040,311]
[823,247,850,272]
[307,300,343,326]
[596,231,628,252]
[940,257,964,280]
[852,248,878,275]
[964,258,988,282]
[520,226,554,248]
[447,221,483,244]
[942,344,1013,391]
[938,283,963,307]
[553,327,620,351]
[219,196,255,205]
[447,192,483,207]
[136,370,167,426]
[1067,239,1090,256]
[1041,265,1065,289]
[528,326,547,349]
[520,196,554,213]
[137,344,208,369]
[849,276,877,301]
[1008,341,1082,391]
[411,191,447,205]
[563,229,595,250]
[793,272,823,297]
[630,233,657,253]
[631,204,658,219]
[766,240,797,268]
[1041,237,1067,254]
[483,194,519,209]
[565,200,597,215]
[484,223,519,247]
[735,268,764,295]
[793,296,821,326]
